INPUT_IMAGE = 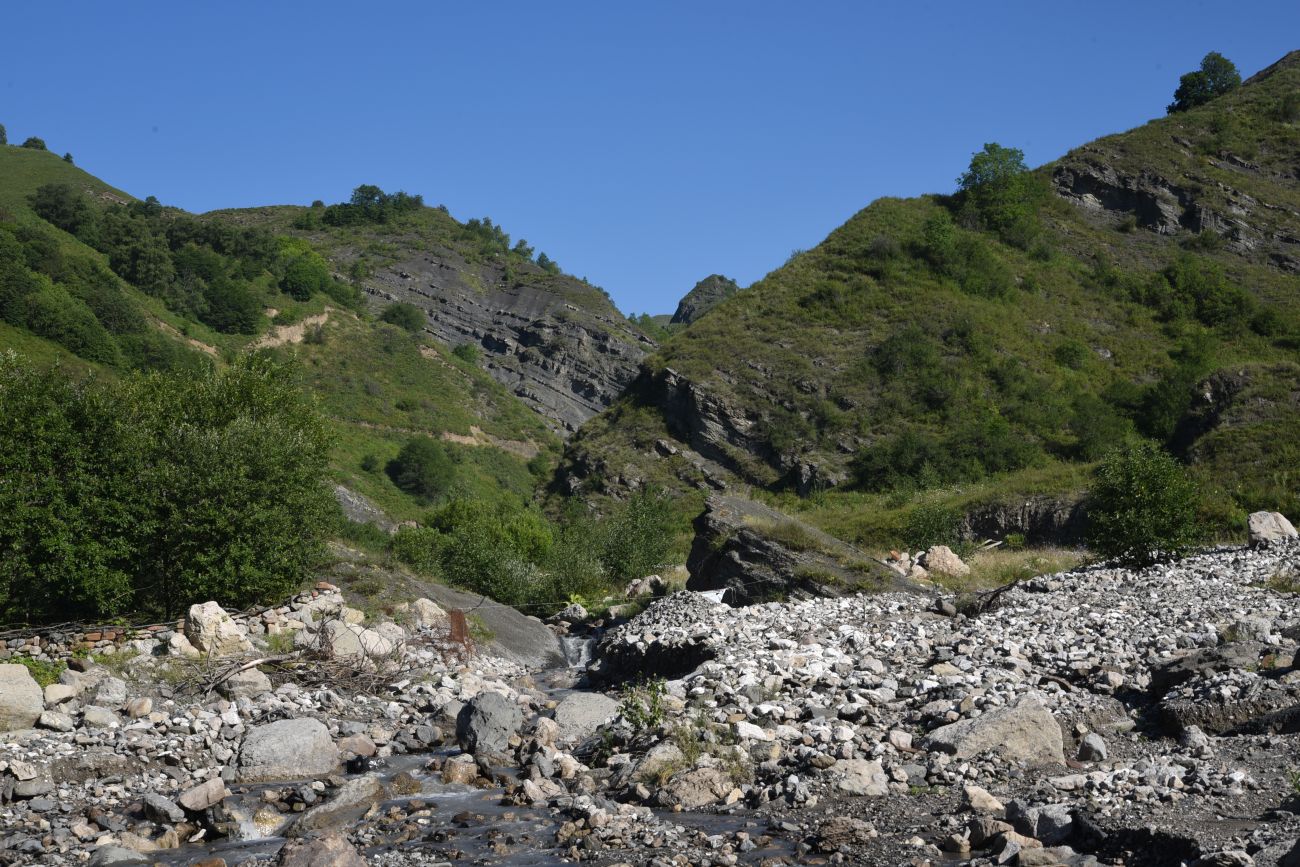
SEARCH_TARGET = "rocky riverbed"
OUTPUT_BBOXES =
[4,537,1300,866]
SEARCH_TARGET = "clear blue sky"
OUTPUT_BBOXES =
[4,2,1296,315]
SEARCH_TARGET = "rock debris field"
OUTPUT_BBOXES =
[3,539,1300,866]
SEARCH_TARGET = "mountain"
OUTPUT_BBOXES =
[210,204,654,433]
[0,148,569,524]
[557,51,1300,546]
[669,274,741,325]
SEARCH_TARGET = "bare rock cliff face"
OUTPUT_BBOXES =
[366,250,653,433]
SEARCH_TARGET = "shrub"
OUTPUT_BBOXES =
[452,343,480,363]
[1086,440,1201,566]
[903,502,961,550]
[20,137,46,150]
[387,436,457,503]
[380,302,425,333]
[1167,52,1240,114]
[598,489,675,582]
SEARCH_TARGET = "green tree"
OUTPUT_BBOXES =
[1086,440,1201,566]
[20,136,46,150]
[598,489,675,581]
[956,143,1044,247]
[1167,52,1241,113]
[62,152,74,164]
[280,251,331,300]
[380,301,425,333]
[29,183,98,239]
[387,436,457,503]
[0,124,7,145]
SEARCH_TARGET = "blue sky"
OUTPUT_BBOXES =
[3,2,1296,315]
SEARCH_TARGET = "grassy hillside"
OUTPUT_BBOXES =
[560,51,1300,549]
[0,146,562,526]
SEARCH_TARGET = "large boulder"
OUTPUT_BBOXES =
[552,693,619,744]
[289,775,384,835]
[276,831,366,867]
[185,601,253,657]
[237,718,339,782]
[837,758,889,796]
[456,692,523,755]
[655,767,732,809]
[218,668,273,700]
[320,621,396,665]
[410,598,447,630]
[923,693,1064,766]
[921,545,971,578]
[0,664,44,731]
[1249,511,1298,548]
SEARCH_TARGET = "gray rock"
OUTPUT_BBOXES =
[924,692,1065,765]
[81,705,119,728]
[91,676,128,708]
[289,775,384,835]
[1008,800,1074,845]
[237,718,339,782]
[922,545,971,578]
[142,793,185,824]
[178,778,228,811]
[218,668,273,700]
[37,710,75,732]
[276,831,366,867]
[457,691,523,755]
[89,846,148,866]
[838,758,890,796]
[1248,511,1297,548]
[656,766,732,809]
[186,600,253,657]
[552,692,619,743]
[1078,732,1108,762]
[0,664,43,731]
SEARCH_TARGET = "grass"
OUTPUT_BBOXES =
[13,656,65,687]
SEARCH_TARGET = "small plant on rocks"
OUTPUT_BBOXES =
[619,677,668,734]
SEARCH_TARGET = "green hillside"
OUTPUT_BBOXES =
[559,51,1300,547]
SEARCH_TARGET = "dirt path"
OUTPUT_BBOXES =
[154,320,218,357]
[250,309,333,349]
[346,419,540,459]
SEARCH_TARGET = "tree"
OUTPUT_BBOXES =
[0,124,7,145]
[20,136,46,150]
[387,436,457,503]
[62,152,73,164]
[1085,440,1201,566]
[956,143,1044,247]
[1167,52,1241,113]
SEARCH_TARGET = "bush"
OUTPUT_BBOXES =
[380,302,425,333]
[0,353,334,621]
[1085,440,1202,566]
[452,342,480,363]
[387,436,457,503]
[20,137,46,150]
[1167,52,1240,114]
[903,502,961,550]
[598,489,676,582]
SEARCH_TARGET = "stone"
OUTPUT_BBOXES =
[290,775,384,834]
[1193,852,1255,867]
[922,545,970,578]
[218,668,273,700]
[167,632,200,658]
[89,846,149,866]
[924,692,1064,765]
[322,621,395,664]
[336,733,377,758]
[410,597,447,629]
[82,705,119,728]
[1248,511,1297,548]
[0,663,44,731]
[441,753,478,785]
[237,718,339,782]
[1078,732,1108,762]
[838,758,889,797]
[43,682,77,706]
[142,792,186,824]
[38,710,75,731]
[658,766,732,809]
[124,697,152,718]
[552,692,619,743]
[962,784,1005,814]
[179,778,229,812]
[456,691,523,755]
[186,601,253,657]
[276,831,367,867]
[91,676,128,708]
[556,602,588,623]
[1007,801,1074,846]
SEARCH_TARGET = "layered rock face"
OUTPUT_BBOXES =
[365,250,653,433]
[669,274,741,325]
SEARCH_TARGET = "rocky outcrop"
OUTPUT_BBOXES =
[365,250,653,433]
[685,495,916,606]
[669,274,741,325]
[960,495,1087,545]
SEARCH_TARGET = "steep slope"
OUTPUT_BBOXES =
[670,273,741,325]
[559,52,1300,546]
[211,203,655,433]
[0,149,561,523]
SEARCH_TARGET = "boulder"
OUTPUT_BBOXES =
[91,676,128,708]
[89,847,149,866]
[178,779,228,812]
[38,710,75,732]
[410,598,447,629]
[838,758,889,796]
[552,693,619,743]
[82,706,119,728]
[167,633,200,658]
[1078,732,1108,762]
[921,545,971,578]
[237,718,339,782]
[1249,511,1298,548]
[290,775,384,835]
[656,766,732,809]
[322,621,395,664]
[185,601,253,657]
[218,668,273,700]
[456,691,523,755]
[923,692,1064,765]
[276,831,366,867]
[0,664,46,731]
[43,683,77,706]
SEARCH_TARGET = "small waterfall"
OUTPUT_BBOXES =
[559,635,595,668]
